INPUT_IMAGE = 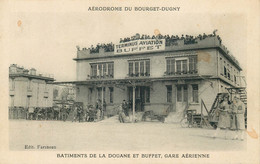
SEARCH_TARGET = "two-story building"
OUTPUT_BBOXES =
[73,34,243,121]
[9,64,55,119]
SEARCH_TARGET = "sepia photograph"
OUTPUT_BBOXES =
[1,0,259,163]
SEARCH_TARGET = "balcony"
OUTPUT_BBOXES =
[127,72,150,78]
[87,74,114,80]
[164,70,198,76]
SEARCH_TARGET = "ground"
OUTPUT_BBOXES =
[9,116,247,151]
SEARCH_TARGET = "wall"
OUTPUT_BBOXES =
[197,49,218,76]
[217,51,242,87]
[75,85,88,107]
[9,77,54,108]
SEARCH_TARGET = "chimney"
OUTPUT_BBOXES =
[30,68,36,75]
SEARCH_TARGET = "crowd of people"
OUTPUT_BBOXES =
[119,31,221,46]
[8,100,107,122]
[213,94,246,141]
[87,43,114,53]
[9,106,78,121]
[81,30,222,54]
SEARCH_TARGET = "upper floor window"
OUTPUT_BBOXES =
[27,80,32,90]
[10,78,15,90]
[128,60,150,77]
[220,57,223,75]
[165,56,197,75]
[90,62,114,79]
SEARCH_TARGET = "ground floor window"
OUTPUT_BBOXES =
[177,85,188,102]
[192,84,199,103]
[97,87,106,101]
[88,88,93,103]
[166,85,172,103]
[145,87,150,103]
[109,87,114,103]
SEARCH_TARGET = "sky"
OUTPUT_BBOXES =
[6,4,247,81]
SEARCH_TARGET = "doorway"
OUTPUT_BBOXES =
[127,86,150,112]
[176,84,188,112]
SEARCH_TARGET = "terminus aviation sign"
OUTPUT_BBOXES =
[114,39,165,55]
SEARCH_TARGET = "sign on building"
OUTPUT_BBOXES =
[114,39,165,55]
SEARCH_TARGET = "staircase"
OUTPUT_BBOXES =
[226,87,247,106]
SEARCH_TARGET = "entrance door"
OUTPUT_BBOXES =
[127,86,146,112]
[176,85,188,112]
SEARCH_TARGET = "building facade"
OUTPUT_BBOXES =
[53,83,76,106]
[73,35,243,119]
[9,64,55,109]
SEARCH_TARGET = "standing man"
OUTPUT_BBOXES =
[213,94,231,139]
[122,100,128,116]
[95,99,102,121]
[77,105,83,122]
[230,95,246,140]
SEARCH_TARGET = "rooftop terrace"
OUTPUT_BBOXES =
[75,33,241,70]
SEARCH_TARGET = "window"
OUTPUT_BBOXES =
[103,63,107,76]
[10,79,15,90]
[91,64,97,77]
[230,66,233,81]
[90,62,114,78]
[166,85,172,103]
[10,95,14,107]
[227,64,230,79]
[166,58,175,74]
[88,88,93,103]
[183,85,188,102]
[140,61,144,76]
[129,62,133,76]
[166,56,197,75]
[145,87,150,103]
[192,84,199,103]
[176,60,182,73]
[134,62,139,76]
[223,61,227,77]
[109,87,114,103]
[98,64,102,76]
[224,66,227,76]
[145,60,150,76]
[97,87,102,100]
[128,60,150,77]
[177,85,182,102]
[220,57,223,75]
[103,87,106,101]
[189,56,197,73]
[182,60,188,73]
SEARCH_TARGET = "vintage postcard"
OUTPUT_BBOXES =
[0,0,259,163]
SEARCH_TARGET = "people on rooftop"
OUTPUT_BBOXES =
[81,30,222,54]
